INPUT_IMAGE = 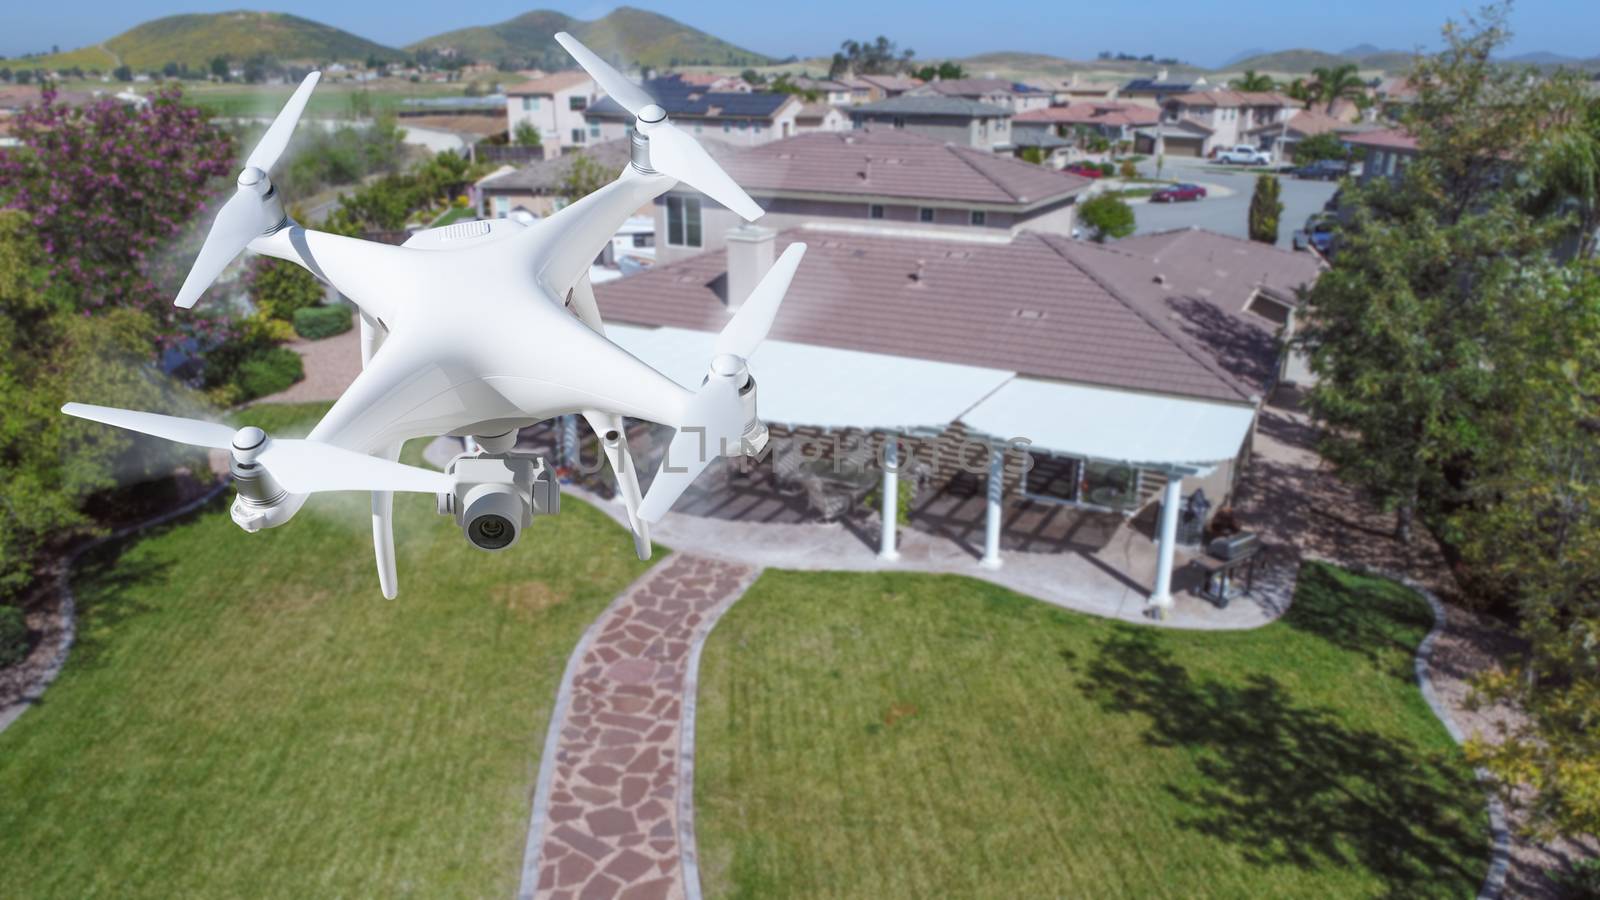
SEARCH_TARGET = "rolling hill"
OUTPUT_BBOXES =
[20,11,401,71]
[1223,48,1359,74]
[951,51,1208,82]
[409,7,772,69]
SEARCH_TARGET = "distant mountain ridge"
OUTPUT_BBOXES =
[25,11,401,70]
[409,7,773,69]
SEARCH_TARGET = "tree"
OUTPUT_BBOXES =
[1247,174,1282,243]
[1528,80,1600,258]
[248,256,323,321]
[1232,70,1275,92]
[1077,193,1135,242]
[1293,131,1351,164]
[911,61,965,82]
[560,153,611,203]
[112,65,132,83]
[209,56,229,81]
[829,36,914,79]
[1285,77,1313,108]
[513,121,543,148]
[1310,63,1363,114]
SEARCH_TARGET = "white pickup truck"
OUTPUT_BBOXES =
[1217,144,1273,165]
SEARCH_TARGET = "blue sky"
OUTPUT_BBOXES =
[2,1,1594,67]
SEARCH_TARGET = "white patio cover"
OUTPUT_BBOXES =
[603,325,1016,432]
[959,378,1256,472]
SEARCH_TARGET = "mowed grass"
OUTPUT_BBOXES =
[694,563,1490,899]
[0,404,654,898]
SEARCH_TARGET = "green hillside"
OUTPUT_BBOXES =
[1225,48,1364,74]
[952,51,1209,82]
[20,11,401,72]
[409,6,772,68]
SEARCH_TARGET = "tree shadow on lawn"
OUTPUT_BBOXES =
[1277,563,1437,678]
[66,524,182,671]
[1075,627,1485,899]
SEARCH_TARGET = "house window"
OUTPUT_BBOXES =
[521,97,533,111]
[571,128,585,145]
[1022,455,1081,503]
[1081,461,1140,510]
[869,204,885,219]
[970,210,987,226]
[589,124,600,139]
[568,95,587,111]
[1022,456,1140,510]
[723,122,731,133]
[492,196,509,218]
[892,116,905,129]
[632,233,655,248]
[919,207,935,223]
[666,196,702,247]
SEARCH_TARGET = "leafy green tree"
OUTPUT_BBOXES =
[1293,131,1352,164]
[560,153,611,203]
[1078,193,1135,242]
[1019,147,1045,165]
[1528,80,1600,258]
[513,121,542,148]
[1247,174,1282,243]
[248,256,323,321]
[1232,70,1275,92]
[829,36,915,79]
[912,61,966,81]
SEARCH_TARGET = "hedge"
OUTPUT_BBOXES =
[293,305,353,340]
[236,347,305,401]
[0,605,27,668]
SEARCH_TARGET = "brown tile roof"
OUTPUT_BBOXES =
[1243,108,1350,138]
[1168,90,1294,108]
[856,74,923,92]
[1344,126,1419,151]
[793,102,841,122]
[917,78,1017,96]
[593,228,1275,403]
[1015,102,1159,128]
[506,71,592,96]
[719,130,1089,207]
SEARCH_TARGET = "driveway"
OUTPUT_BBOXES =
[1130,156,1338,249]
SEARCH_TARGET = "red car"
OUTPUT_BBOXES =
[1150,183,1207,202]
[1065,164,1105,179]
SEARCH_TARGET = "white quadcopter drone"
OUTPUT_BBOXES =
[62,33,807,598]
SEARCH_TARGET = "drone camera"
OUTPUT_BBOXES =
[440,451,560,552]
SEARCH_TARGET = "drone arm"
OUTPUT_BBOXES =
[521,166,675,299]
[250,226,410,327]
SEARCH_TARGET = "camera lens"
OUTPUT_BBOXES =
[467,514,514,550]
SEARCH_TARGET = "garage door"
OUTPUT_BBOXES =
[1162,136,1204,158]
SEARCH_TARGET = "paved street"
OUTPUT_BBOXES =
[1129,156,1339,249]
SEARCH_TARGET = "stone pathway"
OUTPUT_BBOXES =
[520,554,759,900]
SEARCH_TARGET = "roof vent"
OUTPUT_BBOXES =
[909,259,926,284]
[944,249,971,260]
[820,239,841,249]
[1015,309,1047,319]
[1153,273,1167,285]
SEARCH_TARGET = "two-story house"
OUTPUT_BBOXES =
[791,77,872,106]
[504,71,599,155]
[855,74,922,100]
[650,129,1091,263]
[1120,70,1207,108]
[1014,102,1159,145]
[1345,128,1420,185]
[583,77,803,146]
[849,96,1013,151]
[907,77,1052,114]
[1136,90,1294,157]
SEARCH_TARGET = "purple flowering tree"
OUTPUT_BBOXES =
[0,84,235,344]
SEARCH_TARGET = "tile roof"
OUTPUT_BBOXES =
[1009,126,1071,149]
[1123,79,1196,93]
[850,96,1012,118]
[506,71,593,96]
[591,227,1306,403]
[1344,126,1420,151]
[718,130,1090,206]
[585,79,795,120]
[793,102,842,122]
[1243,108,1351,138]
[478,139,640,193]
[1168,90,1294,107]
[855,74,923,92]
[914,78,1018,96]
[1015,102,1160,128]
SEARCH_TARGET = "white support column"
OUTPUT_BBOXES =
[878,437,900,561]
[980,448,1004,570]
[1148,475,1184,618]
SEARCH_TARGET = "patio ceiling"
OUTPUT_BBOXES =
[959,378,1256,474]
[604,325,1255,471]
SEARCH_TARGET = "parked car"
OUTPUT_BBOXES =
[1217,144,1272,165]
[1150,183,1207,202]
[1289,159,1350,181]
[1065,163,1105,179]
[1292,214,1337,254]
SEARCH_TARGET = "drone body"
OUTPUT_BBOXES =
[62,33,807,598]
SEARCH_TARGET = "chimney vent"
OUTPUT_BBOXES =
[724,225,776,311]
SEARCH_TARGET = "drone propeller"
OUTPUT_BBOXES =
[637,243,807,523]
[174,71,321,310]
[553,32,763,222]
[61,403,450,495]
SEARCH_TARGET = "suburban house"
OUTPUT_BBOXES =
[473,139,641,219]
[1121,70,1208,108]
[855,73,923,100]
[791,77,872,106]
[1008,123,1073,167]
[907,77,1052,114]
[793,102,851,134]
[590,224,1320,611]
[584,77,803,145]
[1243,108,1378,158]
[649,129,1091,263]
[849,96,1014,150]
[1014,102,1160,144]
[1045,74,1122,103]
[504,71,599,154]
[1134,90,1295,157]
[1345,127,1421,185]
[673,72,754,93]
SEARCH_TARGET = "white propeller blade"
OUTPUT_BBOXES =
[637,378,746,523]
[174,188,274,309]
[246,71,321,172]
[648,124,764,221]
[715,243,806,358]
[62,402,235,449]
[61,403,450,495]
[553,32,654,115]
[255,441,450,495]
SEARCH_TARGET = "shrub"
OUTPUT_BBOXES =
[1555,857,1600,898]
[1248,174,1284,244]
[235,347,304,401]
[1118,159,1138,179]
[1097,162,1116,176]
[249,257,324,321]
[293,305,353,340]
[1078,193,1136,242]
[0,605,27,668]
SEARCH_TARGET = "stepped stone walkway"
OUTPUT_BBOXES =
[520,554,759,900]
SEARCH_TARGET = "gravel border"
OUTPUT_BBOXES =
[0,480,231,738]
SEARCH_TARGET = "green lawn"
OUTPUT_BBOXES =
[694,564,1490,899]
[0,403,654,898]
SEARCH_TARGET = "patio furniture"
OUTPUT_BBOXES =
[1193,532,1263,608]
[796,458,879,521]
